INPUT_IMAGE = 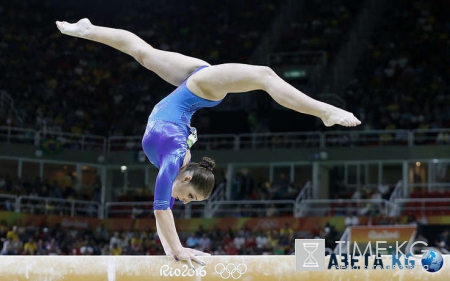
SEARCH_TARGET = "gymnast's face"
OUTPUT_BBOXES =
[172,174,206,204]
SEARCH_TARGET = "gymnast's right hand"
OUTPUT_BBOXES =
[173,247,210,269]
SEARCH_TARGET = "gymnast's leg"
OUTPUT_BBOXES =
[56,18,209,87]
[188,63,361,127]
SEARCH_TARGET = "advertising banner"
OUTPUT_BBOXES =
[349,225,417,254]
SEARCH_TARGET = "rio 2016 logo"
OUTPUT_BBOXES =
[159,264,206,277]
[214,263,248,279]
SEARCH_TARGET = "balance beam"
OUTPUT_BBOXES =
[0,255,448,280]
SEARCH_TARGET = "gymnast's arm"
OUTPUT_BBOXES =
[153,156,205,267]
[154,210,182,255]
[153,157,183,256]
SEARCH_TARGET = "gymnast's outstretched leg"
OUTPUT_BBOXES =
[56,18,209,86]
[188,63,361,127]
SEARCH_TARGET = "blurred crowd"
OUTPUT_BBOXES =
[2,215,447,256]
[344,0,450,131]
[0,220,300,256]
[0,0,280,136]
[231,172,302,201]
[1,0,448,139]
[274,0,361,63]
[0,175,101,217]
[0,174,99,202]
[435,228,450,254]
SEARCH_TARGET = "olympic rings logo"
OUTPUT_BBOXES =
[214,263,248,279]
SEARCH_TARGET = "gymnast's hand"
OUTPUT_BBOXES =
[173,247,210,269]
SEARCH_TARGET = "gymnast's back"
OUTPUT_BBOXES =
[148,66,222,127]
[142,66,222,168]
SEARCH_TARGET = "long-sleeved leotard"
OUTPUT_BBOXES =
[141,66,222,210]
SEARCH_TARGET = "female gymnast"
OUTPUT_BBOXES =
[56,18,360,267]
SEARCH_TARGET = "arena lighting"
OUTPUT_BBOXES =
[283,69,307,79]
[35,150,43,158]
[120,165,127,172]
[314,151,328,160]
[97,155,105,163]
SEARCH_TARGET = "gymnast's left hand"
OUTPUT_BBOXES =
[173,247,210,268]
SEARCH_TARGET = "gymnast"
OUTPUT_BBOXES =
[56,18,361,268]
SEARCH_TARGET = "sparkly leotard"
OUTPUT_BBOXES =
[141,66,222,210]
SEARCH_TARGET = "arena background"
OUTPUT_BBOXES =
[0,0,449,275]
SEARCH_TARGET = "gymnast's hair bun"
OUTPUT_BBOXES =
[199,157,215,172]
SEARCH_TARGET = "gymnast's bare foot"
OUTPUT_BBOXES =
[320,105,361,127]
[56,18,92,38]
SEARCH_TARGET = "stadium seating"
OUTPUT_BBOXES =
[343,0,450,130]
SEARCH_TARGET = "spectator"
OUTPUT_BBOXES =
[1,237,16,255]
[36,239,47,255]
[280,223,294,237]
[185,232,199,248]
[95,224,109,244]
[266,204,279,217]
[377,182,390,198]
[214,245,226,255]
[6,226,19,241]
[256,231,269,254]
[0,221,8,250]
[196,225,206,237]
[345,211,359,227]
[120,232,130,253]
[110,243,123,255]
[46,238,60,255]
[222,232,234,248]
[224,242,239,255]
[109,232,122,250]
[23,238,37,255]
[130,233,143,254]
[0,178,5,190]
[4,200,14,212]
[101,244,110,255]
[268,230,280,250]
[131,205,144,219]
[437,132,450,145]
[233,234,246,254]
[244,234,257,255]
[80,241,94,255]
[351,187,363,200]
[197,234,211,252]
[434,229,450,254]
